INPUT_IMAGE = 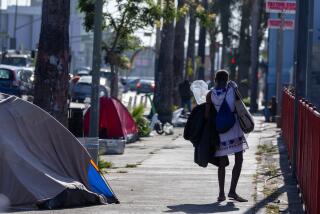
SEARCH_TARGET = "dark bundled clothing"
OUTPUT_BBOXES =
[179,80,192,99]
[184,95,230,167]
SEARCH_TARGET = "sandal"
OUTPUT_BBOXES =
[228,193,248,202]
[217,195,226,202]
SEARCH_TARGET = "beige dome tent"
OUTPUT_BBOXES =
[0,94,118,209]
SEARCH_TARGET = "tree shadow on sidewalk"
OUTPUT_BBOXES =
[244,135,304,214]
[165,202,239,213]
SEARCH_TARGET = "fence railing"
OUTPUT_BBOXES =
[282,88,320,214]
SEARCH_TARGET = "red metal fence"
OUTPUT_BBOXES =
[282,89,320,214]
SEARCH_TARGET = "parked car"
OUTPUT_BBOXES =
[1,54,33,67]
[123,78,140,92]
[136,79,155,94]
[70,76,110,103]
[76,70,90,76]
[0,65,34,97]
[74,66,91,73]
[16,67,34,95]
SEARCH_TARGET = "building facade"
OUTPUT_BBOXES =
[306,0,320,107]
[267,11,296,102]
[0,0,94,72]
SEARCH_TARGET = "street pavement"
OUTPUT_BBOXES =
[7,117,266,214]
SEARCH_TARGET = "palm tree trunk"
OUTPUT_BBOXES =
[197,0,208,80]
[209,33,217,82]
[110,65,119,98]
[186,5,196,80]
[154,2,175,123]
[250,0,261,112]
[219,0,232,68]
[173,0,186,106]
[34,0,70,126]
[237,0,251,97]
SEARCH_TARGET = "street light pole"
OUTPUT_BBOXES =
[275,12,284,126]
[292,0,309,178]
[11,0,18,49]
[89,0,103,162]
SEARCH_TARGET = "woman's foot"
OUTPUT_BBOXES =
[228,193,248,202]
[217,193,226,202]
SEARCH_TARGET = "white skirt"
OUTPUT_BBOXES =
[214,119,249,157]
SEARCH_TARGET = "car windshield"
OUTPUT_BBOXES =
[2,57,28,67]
[73,83,107,97]
[141,80,154,84]
[0,69,13,80]
[74,83,91,95]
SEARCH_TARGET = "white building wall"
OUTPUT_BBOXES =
[1,0,94,71]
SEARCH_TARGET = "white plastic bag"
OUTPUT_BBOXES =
[190,80,209,105]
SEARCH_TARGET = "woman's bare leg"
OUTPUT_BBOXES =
[228,151,248,202]
[217,156,228,201]
[229,151,243,194]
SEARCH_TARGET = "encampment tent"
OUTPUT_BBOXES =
[83,97,138,142]
[0,94,119,209]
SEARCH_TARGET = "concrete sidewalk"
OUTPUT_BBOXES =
[8,116,278,214]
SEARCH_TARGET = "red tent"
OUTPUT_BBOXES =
[84,97,138,142]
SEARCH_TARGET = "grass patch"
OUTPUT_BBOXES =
[266,204,280,214]
[262,185,278,197]
[255,144,278,156]
[264,164,278,177]
[98,158,113,169]
[251,192,257,201]
[117,170,128,173]
[256,156,262,163]
[126,164,138,168]
[262,187,274,196]
[149,151,156,154]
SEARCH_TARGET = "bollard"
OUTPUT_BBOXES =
[133,96,137,109]
[128,96,133,111]
[139,96,144,106]
[144,96,148,108]
[80,137,99,164]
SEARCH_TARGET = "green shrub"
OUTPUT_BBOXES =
[242,97,250,107]
[131,105,151,137]
[98,158,113,169]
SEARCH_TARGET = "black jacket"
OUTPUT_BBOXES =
[178,80,192,99]
[184,96,229,167]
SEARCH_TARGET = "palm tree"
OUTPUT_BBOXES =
[197,0,208,80]
[250,0,261,112]
[186,2,197,80]
[218,0,232,68]
[237,0,251,97]
[33,0,70,126]
[173,0,186,106]
[154,0,175,123]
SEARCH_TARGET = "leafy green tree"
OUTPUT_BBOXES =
[79,0,161,97]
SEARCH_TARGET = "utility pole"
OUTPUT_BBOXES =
[292,0,309,178]
[275,12,284,126]
[89,0,103,163]
[11,0,18,49]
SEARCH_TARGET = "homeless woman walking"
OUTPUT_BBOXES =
[184,69,250,203]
